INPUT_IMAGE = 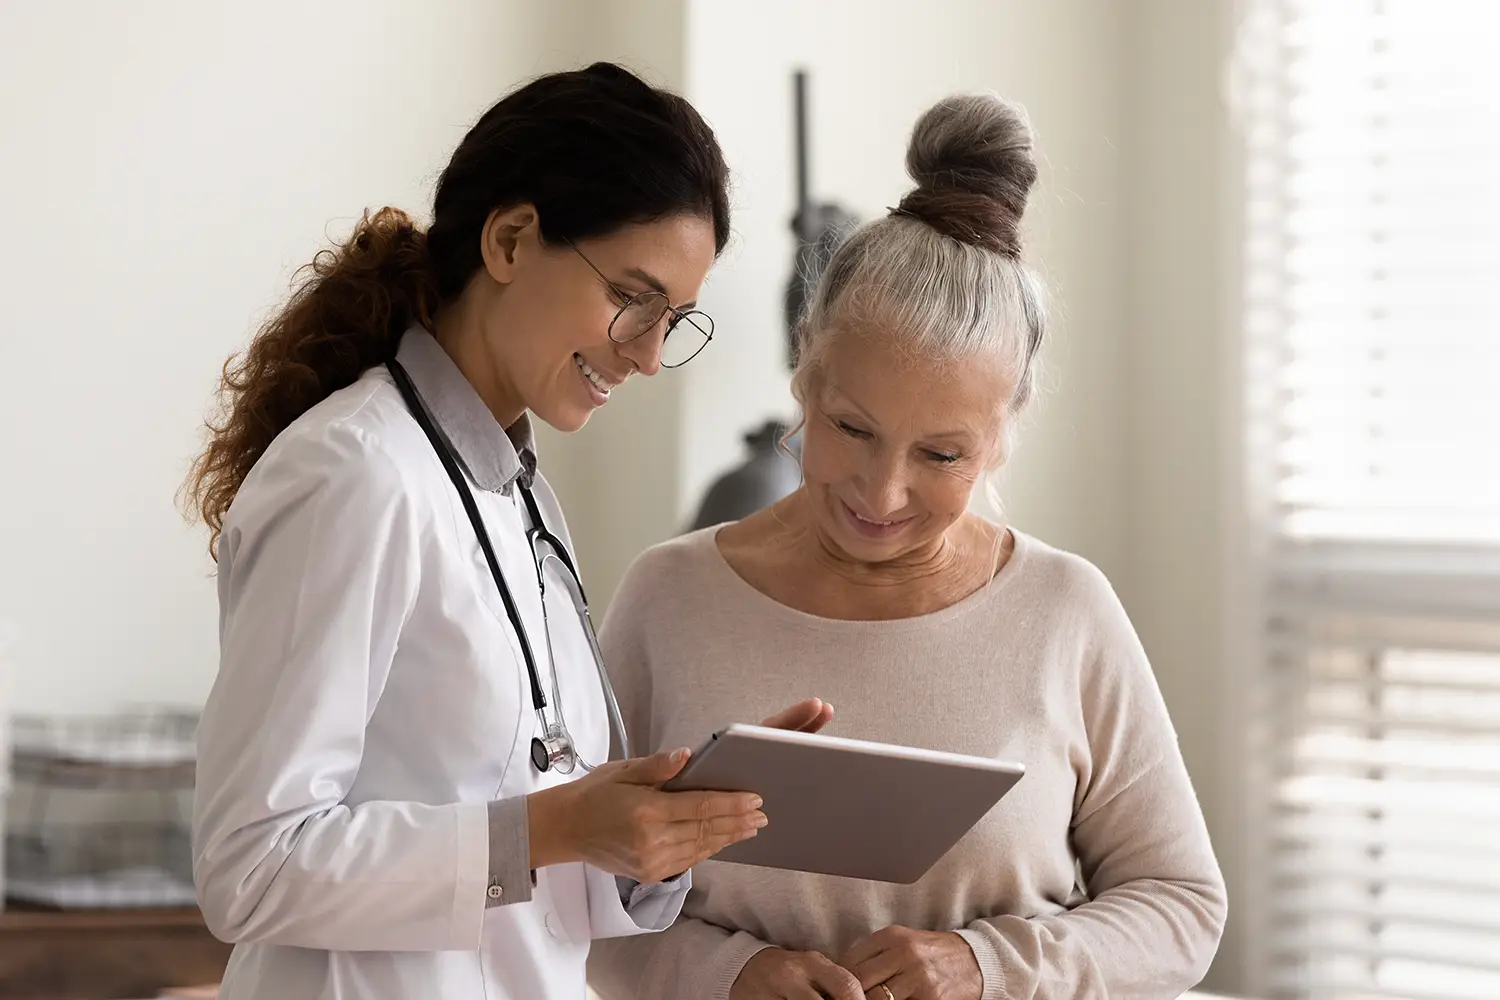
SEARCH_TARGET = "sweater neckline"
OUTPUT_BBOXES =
[699,524,1033,635]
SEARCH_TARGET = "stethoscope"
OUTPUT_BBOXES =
[388,358,631,774]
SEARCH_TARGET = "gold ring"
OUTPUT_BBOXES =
[879,987,895,1000]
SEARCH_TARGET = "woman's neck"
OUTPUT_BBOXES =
[432,297,526,429]
[807,516,964,592]
[724,489,1003,621]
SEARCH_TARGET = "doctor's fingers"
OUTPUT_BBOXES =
[676,811,767,852]
[658,789,766,823]
[648,817,765,878]
[606,747,694,786]
[673,811,768,850]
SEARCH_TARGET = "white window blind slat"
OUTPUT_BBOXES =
[1238,1,1500,998]
[1267,978,1499,1000]
[1275,813,1500,866]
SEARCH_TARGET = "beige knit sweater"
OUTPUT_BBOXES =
[586,527,1226,1000]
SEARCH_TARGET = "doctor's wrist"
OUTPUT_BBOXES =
[526,785,581,870]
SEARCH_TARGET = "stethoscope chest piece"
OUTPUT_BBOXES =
[531,732,576,774]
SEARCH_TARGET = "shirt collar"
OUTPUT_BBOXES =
[394,326,537,495]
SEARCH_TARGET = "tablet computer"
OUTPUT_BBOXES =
[661,723,1025,884]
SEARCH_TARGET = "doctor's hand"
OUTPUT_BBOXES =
[760,697,835,734]
[838,926,982,1000]
[526,748,766,884]
[729,947,863,1000]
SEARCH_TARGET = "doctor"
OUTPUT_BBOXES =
[183,63,831,999]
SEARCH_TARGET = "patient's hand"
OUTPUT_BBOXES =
[759,698,835,734]
[839,926,982,1000]
[730,947,862,1000]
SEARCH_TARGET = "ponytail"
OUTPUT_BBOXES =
[183,207,437,558]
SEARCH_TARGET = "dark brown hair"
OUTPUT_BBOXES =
[184,62,730,557]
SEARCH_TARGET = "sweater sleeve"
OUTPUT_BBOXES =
[956,566,1227,999]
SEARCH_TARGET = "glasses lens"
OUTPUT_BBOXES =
[661,312,712,368]
[610,291,669,344]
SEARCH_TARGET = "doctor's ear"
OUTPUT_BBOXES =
[479,204,541,285]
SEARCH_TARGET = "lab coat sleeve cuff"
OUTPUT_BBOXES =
[484,796,534,908]
[585,864,690,939]
[449,802,492,949]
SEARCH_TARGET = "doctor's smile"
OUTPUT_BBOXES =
[574,354,623,404]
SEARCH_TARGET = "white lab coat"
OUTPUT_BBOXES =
[192,329,687,999]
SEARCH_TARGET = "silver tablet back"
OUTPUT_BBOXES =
[663,724,1025,884]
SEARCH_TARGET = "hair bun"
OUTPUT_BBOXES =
[895,93,1038,257]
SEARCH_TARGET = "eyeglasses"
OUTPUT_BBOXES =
[565,240,714,368]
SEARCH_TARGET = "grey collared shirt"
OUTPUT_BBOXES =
[394,328,537,498]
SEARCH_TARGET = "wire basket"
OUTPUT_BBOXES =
[10,708,198,789]
[4,821,196,908]
[5,708,200,908]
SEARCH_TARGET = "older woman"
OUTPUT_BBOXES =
[587,94,1226,1000]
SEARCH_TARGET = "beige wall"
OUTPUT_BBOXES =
[0,0,547,714]
[1121,1,1243,991]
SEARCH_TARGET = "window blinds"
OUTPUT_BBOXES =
[1236,2,1500,998]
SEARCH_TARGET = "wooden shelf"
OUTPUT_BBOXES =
[0,903,210,932]
[0,903,229,999]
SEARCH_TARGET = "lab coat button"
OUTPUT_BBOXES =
[487,884,503,900]
[545,913,561,938]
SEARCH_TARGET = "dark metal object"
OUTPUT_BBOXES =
[783,69,858,369]
[687,71,854,532]
[689,421,803,531]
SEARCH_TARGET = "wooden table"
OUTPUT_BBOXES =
[0,903,229,1000]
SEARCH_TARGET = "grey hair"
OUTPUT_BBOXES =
[791,93,1048,469]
